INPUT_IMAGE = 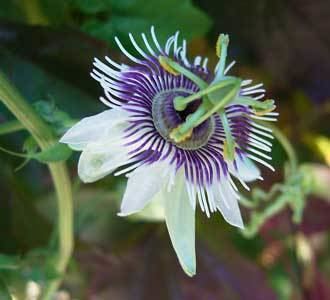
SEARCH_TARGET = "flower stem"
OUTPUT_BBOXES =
[0,120,25,135]
[0,71,73,299]
[271,125,298,172]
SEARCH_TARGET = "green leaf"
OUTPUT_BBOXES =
[23,136,38,154]
[37,187,144,245]
[0,120,24,136]
[0,142,72,163]
[0,0,69,25]
[0,254,20,270]
[0,1,25,23]
[38,0,70,25]
[33,100,74,135]
[0,48,101,120]
[0,276,11,300]
[72,0,112,13]
[81,0,211,49]
[21,248,60,282]
[32,143,72,163]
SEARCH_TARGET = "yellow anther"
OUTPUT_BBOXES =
[216,35,221,58]
[159,56,179,76]
[223,140,236,161]
[215,34,229,58]
[170,126,193,143]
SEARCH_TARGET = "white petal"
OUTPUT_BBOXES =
[78,141,129,183]
[129,191,166,222]
[164,170,196,276]
[60,108,128,150]
[119,161,170,216]
[213,179,244,229]
[229,155,261,182]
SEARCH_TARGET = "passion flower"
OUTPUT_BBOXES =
[60,27,277,276]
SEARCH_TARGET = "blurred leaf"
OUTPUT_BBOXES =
[81,0,211,49]
[0,255,19,270]
[0,22,109,97]
[0,47,101,119]
[0,1,25,23]
[72,0,112,14]
[0,0,70,25]
[0,160,52,251]
[19,248,60,282]
[0,120,24,136]
[0,276,11,300]
[23,136,38,155]
[37,186,147,245]
[268,266,292,300]
[0,142,72,163]
[311,136,330,166]
[0,247,60,298]
[32,143,72,163]
[299,163,330,201]
[33,100,74,135]
[38,0,71,25]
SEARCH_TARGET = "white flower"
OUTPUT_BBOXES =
[60,27,277,276]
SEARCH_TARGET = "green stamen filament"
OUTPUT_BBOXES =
[234,97,275,115]
[158,56,208,90]
[170,105,207,143]
[159,34,242,149]
[171,79,241,141]
[220,113,236,161]
[214,34,229,81]
[174,77,237,111]
[192,79,241,126]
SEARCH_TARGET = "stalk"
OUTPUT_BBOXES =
[0,120,25,135]
[0,71,73,299]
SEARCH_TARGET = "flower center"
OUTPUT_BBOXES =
[152,89,215,150]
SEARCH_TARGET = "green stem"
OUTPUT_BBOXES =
[0,120,25,135]
[271,125,298,172]
[0,145,28,158]
[0,71,73,299]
